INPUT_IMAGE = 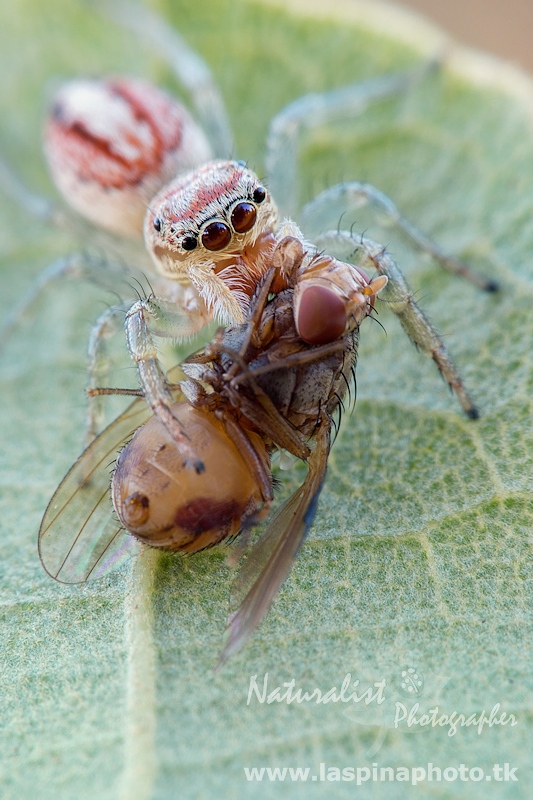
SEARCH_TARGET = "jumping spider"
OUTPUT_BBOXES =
[0,4,495,450]
[1,5,497,657]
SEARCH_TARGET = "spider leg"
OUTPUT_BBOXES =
[0,151,116,248]
[0,148,161,351]
[302,181,498,292]
[322,231,479,418]
[124,294,216,471]
[0,153,60,226]
[266,67,432,217]
[0,253,136,351]
[99,0,233,157]
[86,271,214,443]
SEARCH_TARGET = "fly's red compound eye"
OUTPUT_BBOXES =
[231,202,257,233]
[295,284,347,345]
[202,221,232,251]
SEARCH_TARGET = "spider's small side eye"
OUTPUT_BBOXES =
[253,186,266,204]
[202,222,232,251]
[182,234,198,251]
[231,202,257,233]
[153,217,162,232]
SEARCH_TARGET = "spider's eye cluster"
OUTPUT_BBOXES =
[175,183,267,253]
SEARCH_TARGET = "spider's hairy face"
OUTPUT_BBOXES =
[144,160,278,277]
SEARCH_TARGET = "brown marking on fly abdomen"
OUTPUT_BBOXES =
[174,497,242,535]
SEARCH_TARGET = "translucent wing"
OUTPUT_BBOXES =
[39,367,184,584]
[219,421,332,665]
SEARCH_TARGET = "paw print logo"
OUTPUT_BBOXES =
[400,667,423,695]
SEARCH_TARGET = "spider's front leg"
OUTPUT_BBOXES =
[123,291,213,473]
[0,153,61,227]
[324,231,479,418]
[84,276,214,447]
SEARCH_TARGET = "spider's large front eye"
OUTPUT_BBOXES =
[202,221,232,251]
[231,202,256,233]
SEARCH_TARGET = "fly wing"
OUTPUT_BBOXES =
[219,421,331,665]
[39,367,184,584]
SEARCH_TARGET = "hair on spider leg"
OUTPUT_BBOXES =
[103,289,129,310]
[334,389,346,416]
[86,377,145,396]
[126,280,144,303]
[181,534,234,556]
[81,244,133,286]
[343,226,368,261]
[336,211,348,235]
[129,275,153,301]
[405,286,433,306]
[348,219,361,241]
[139,271,156,300]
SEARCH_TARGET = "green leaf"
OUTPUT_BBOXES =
[1,0,532,797]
